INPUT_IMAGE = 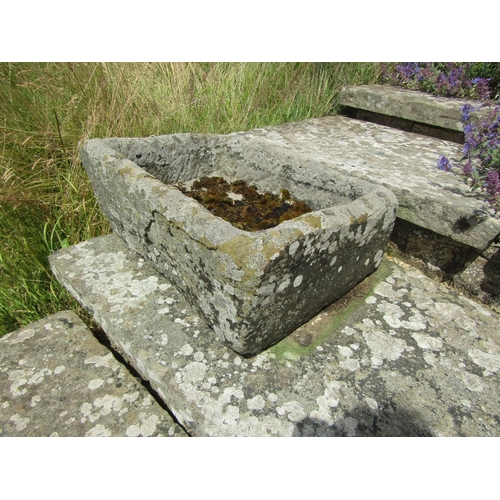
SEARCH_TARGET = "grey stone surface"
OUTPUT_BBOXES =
[233,115,500,251]
[0,310,187,437]
[338,84,490,132]
[50,235,500,436]
[98,113,500,255]
[80,135,397,356]
[453,243,500,313]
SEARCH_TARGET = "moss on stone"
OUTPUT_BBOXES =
[268,258,394,360]
[300,214,323,229]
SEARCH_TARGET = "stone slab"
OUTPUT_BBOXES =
[352,108,464,143]
[50,234,500,436]
[232,115,500,251]
[338,84,490,132]
[0,310,187,437]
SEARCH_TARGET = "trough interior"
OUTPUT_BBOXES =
[105,136,369,217]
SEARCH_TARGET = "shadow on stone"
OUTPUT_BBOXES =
[481,247,500,296]
[292,402,434,437]
[388,218,477,279]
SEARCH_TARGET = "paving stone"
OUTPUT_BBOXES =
[236,115,500,251]
[50,235,500,436]
[0,310,188,437]
[338,84,490,132]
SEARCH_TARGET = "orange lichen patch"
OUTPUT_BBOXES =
[175,176,312,231]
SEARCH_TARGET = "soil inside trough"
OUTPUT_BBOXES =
[175,176,312,231]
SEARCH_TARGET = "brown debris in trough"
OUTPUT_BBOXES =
[176,176,312,231]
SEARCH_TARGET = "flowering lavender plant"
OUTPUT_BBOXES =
[439,103,500,212]
[383,62,500,212]
[437,155,453,172]
[382,62,495,101]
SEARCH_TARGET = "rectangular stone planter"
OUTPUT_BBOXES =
[80,130,398,356]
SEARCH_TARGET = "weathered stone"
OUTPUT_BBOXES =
[0,310,187,437]
[80,135,397,356]
[387,218,477,280]
[453,250,500,313]
[338,84,490,132]
[50,235,500,436]
[234,115,500,251]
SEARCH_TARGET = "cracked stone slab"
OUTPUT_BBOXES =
[50,234,500,436]
[0,310,187,437]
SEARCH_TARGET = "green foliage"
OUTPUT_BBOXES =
[0,205,88,334]
[0,62,383,336]
[382,62,500,101]
[466,62,500,99]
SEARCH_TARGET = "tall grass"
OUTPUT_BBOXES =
[0,62,383,336]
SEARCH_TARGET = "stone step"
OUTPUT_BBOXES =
[231,115,500,252]
[338,84,492,142]
[0,310,188,437]
[49,234,500,437]
[226,115,500,311]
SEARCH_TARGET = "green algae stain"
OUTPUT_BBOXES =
[268,257,394,362]
[350,212,368,226]
[300,214,323,229]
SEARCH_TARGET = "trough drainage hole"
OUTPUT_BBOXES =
[175,176,312,231]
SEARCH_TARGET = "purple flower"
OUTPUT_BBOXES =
[485,171,500,198]
[435,72,450,94]
[420,64,434,81]
[448,67,461,89]
[463,128,483,157]
[463,123,473,135]
[397,62,421,80]
[438,155,453,172]
[462,161,474,176]
[474,78,492,100]
[461,103,475,122]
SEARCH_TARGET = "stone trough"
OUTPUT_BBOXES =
[80,134,398,356]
